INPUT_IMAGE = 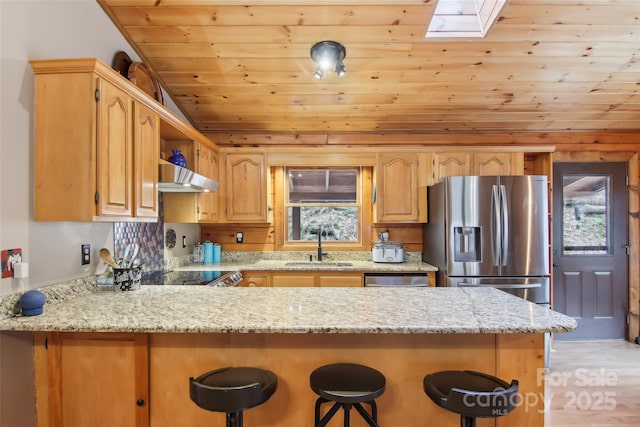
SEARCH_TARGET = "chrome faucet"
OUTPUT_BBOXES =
[317,225,328,262]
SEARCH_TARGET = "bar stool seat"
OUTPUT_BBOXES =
[310,362,385,427]
[190,366,277,427]
[423,370,518,427]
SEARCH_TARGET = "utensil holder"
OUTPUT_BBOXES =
[113,267,142,291]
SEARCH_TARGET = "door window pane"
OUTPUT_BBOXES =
[562,175,610,255]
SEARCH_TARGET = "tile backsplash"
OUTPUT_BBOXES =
[113,222,164,273]
[113,197,165,273]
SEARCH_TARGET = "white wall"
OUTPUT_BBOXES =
[0,1,193,425]
[1,0,137,293]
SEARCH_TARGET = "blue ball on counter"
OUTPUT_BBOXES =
[19,290,46,316]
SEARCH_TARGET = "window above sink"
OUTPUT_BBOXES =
[285,167,362,243]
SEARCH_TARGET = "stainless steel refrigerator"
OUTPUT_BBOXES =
[422,175,550,305]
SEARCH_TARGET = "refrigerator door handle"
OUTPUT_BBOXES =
[492,185,501,266]
[458,282,542,289]
[500,184,509,266]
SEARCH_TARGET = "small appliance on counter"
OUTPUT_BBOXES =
[372,240,404,263]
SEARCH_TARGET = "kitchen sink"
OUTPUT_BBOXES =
[284,261,353,267]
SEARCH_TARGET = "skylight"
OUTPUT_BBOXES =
[426,0,507,38]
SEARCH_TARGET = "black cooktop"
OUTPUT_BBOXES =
[141,270,229,286]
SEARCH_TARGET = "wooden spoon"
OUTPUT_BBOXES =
[99,248,119,269]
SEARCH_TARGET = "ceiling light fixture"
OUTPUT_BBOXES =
[310,41,346,79]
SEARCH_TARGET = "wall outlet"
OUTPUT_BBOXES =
[236,232,244,244]
[81,244,90,265]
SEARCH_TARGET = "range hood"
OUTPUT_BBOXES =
[158,163,219,193]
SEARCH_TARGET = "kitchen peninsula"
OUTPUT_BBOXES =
[0,285,575,427]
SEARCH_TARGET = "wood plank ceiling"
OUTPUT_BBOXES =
[98,0,639,135]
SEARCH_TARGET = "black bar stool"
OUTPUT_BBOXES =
[423,370,518,427]
[190,366,278,427]
[310,362,385,427]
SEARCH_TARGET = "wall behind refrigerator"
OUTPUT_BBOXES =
[0,1,189,425]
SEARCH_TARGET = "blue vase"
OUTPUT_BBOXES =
[168,149,187,167]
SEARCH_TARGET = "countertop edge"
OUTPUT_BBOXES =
[0,287,578,335]
[176,260,438,272]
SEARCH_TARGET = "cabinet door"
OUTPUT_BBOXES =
[197,144,219,222]
[434,152,524,179]
[318,273,363,287]
[38,332,149,427]
[224,153,267,222]
[239,271,269,287]
[96,80,133,217]
[434,152,472,180]
[375,153,419,223]
[472,152,524,175]
[271,273,316,287]
[133,102,159,218]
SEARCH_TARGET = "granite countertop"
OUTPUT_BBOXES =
[0,286,576,334]
[175,259,438,272]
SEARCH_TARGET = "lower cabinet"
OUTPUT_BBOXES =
[269,272,364,287]
[270,272,317,287]
[317,274,363,287]
[34,332,149,427]
[238,271,269,287]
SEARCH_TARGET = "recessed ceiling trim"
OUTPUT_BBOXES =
[426,0,507,38]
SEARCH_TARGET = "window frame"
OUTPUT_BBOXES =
[286,167,361,243]
[274,166,372,252]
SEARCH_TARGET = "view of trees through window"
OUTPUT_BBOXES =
[286,168,360,242]
[562,175,609,255]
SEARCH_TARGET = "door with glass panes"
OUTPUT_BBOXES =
[553,162,628,339]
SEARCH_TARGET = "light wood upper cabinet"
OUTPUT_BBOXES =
[374,153,429,223]
[433,152,472,179]
[133,102,160,218]
[472,152,523,175]
[97,85,159,219]
[95,81,134,217]
[163,141,219,223]
[222,153,268,222]
[31,58,160,222]
[434,152,524,180]
[197,145,219,222]
[34,332,149,427]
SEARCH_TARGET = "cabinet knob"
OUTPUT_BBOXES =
[136,399,145,407]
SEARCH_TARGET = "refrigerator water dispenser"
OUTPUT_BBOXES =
[453,227,481,262]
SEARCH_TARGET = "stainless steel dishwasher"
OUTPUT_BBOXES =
[364,273,430,287]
